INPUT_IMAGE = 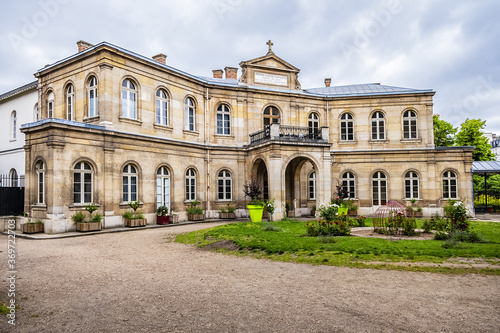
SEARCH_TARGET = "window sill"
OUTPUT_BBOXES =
[214,134,234,139]
[183,129,199,136]
[400,138,422,143]
[32,204,47,210]
[69,203,99,210]
[215,199,233,203]
[153,123,173,131]
[369,140,389,144]
[119,116,142,126]
[83,115,100,123]
[338,140,357,145]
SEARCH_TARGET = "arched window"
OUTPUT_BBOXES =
[340,113,354,141]
[9,169,18,187]
[309,171,316,200]
[34,103,39,121]
[121,79,137,119]
[156,89,169,126]
[263,106,280,128]
[88,76,98,117]
[185,168,196,201]
[123,164,138,202]
[10,111,17,140]
[156,166,170,210]
[218,169,232,200]
[74,162,93,204]
[47,91,54,118]
[443,171,457,199]
[185,98,195,131]
[372,171,387,205]
[36,161,45,204]
[371,111,385,140]
[217,104,231,135]
[342,172,356,199]
[403,110,417,139]
[66,84,74,120]
[405,171,419,199]
[308,113,319,139]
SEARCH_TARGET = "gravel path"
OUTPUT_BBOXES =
[1,222,499,332]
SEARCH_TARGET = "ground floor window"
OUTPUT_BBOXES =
[405,171,419,199]
[185,168,196,201]
[342,172,356,198]
[372,171,387,205]
[309,171,316,200]
[443,171,457,199]
[123,164,138,202]
[218,169,232,200]
[156,166,170,210]
[74,162,93,204]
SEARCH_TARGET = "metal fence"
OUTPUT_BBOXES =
[0,175,25,216]
[474,190,500,213]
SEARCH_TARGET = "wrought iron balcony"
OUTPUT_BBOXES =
[250,124,329,144]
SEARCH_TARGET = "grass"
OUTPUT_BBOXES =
[175,219,500,275]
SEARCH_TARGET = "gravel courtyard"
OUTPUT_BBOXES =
[1,222,499,332]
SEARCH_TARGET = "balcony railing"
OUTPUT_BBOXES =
[250,125,328,144]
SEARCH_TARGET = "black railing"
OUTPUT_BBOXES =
[0,175,25,188]
[250,125,323,144]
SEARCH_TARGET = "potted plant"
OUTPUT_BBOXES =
[243,177,264,222]
[170,211,179,223]
[414,206,423,218]
[187,200,204,221]
[157,206,170,225]
[311,205,316,217]
[123,200,147,227]
[332,182,349,216]
[285,201,295,217]
[22,220,44,234]
[73,203,103,232]
[219,204,236,219]
[264,199,276,221]
[348,203,358,216]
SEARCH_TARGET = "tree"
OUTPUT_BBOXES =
[433,114,456,147]
[455,118,495,161]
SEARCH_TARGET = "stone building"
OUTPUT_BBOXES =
[20,40,474,233]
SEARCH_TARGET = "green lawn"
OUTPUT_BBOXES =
[175,219,500,275]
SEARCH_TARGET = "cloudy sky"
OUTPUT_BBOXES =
[1,0,499,134]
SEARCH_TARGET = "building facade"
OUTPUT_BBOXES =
[19,41,474,233]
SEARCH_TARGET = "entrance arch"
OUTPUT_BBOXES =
[284,155,320,217]
[250,158,269,200]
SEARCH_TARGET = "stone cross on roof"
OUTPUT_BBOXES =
[266,40,274,55]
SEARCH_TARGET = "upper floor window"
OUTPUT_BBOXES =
[403,110,417,139]
[340,113,354,141]
[308,113,319,139]
[66,84,74,121]
[263,106,280,128]
[121,79,137,119]
[342,172,356,199]
[34,103,39,121]
[405,171,419,199]
[443,171,457,199]
[216,104,231,135]
[156,89,169,126]
[309,171,316,200]
[47,91,54,118]
[10,111,17,140]
[185,98,195,131]
[36,161,45,204]
[371,111,385,140]
[123,164,138,202]
[74,161,93,204]
[88,76,98,117]
[185,168,196,201]
[218,169,232,201]
[372,171,387,206]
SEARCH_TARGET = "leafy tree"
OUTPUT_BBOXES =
[474,174,500,193]
[433,114,456,147]
[455,118,495,161]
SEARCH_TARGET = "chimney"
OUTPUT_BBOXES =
[152,53,167,65]
[224,66,238,80]
[324,78,331,87]
[77,40,93,52]
[212,69,223,79]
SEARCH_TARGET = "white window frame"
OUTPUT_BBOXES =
[309,171,316,200]
[371,111,385,140]
[36,161,45,204]
[340,113,354,141]
[403,110,418,139]
[308,113,319,139]
[121,79,137,119]
[185,168,196,201]
[47,92,54,118]
[66,84,74,121]
[156,89,169,126]
[405,171,419,199]
[156,166,170,210]
[342,172,356,199]
[216,104,231,135]
[10,111,17,140]
[185,98,195,131]
[443,171,458,199]
[34,103,39,121]
[372,171,387,206]
[88,77,98,117]
[217,170,232,201]
[123,164,138,202]
[74,162,93,204]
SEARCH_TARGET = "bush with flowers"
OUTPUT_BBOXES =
[306,218,351,237]
[443,200,470,232]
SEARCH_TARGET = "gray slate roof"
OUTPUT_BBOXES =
[304,83,433,97]
[0,80,37,102]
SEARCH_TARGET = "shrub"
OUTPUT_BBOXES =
[128,200,140,212]
[317,203,339,221]
[122,211,133,220]
[157,206,169,216]
[422,219,434,233]
[187,200,203,215]
[91,213,102,222]
[354,216,366,227]
[444,200,470,231]
[71,211,86,223]
[433,230,448,240]
[402,217,418,236]
[306,219,351,237]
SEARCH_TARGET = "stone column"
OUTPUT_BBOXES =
[268,153,284,220]
[318,150,332,206]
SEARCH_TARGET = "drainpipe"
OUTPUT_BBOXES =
[205,87,210,217]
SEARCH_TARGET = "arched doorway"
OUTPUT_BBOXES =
[251,158,269,200]
[284,156,318,217]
